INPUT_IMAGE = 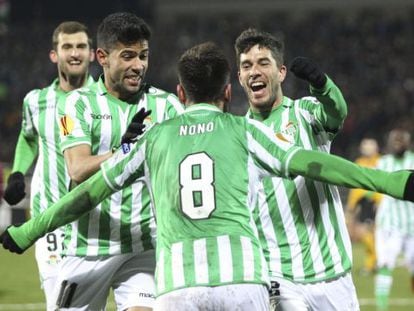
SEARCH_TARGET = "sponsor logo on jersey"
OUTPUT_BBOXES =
[275,121,297,144]
[90,113,112,120]
[59,115,75,136]
[139,292,155,299]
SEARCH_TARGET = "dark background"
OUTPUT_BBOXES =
[2,0,414,163]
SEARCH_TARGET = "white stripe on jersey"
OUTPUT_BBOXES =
[109,190,122,255]
[86,207,102,257]
[241,236,255,281]
[294,177,325,279]
[194,238,209,284]
[274,177,306,280]
[217,235,233,283]
[157,248,166,293]
[171,242,185,288]
[23,90,38,136]
[45,86,59,205]
[155,97,167,123]
[257,182,282,277]
[97,95,112,153]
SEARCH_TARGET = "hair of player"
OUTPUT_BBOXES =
[234,28,284,68]
[178,42,230,104]
[97,12,151,52]
[52,21,92,50]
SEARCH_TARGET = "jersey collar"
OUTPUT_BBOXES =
[183,103,223,114]
[246,96,291,120]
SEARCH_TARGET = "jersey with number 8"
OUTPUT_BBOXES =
[101,104,300,296]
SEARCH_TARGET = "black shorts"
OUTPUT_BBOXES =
[356,198,376,224]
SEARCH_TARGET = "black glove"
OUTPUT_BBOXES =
[403,171,414,202]
[290,57,327,89]
[3,172,26,205]
[0,224,24,254]
[121,108,152,145]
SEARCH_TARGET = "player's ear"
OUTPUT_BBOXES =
[177,84,187,105]
[49,50,58,64]
[89,49,95,62]
[96,48,108,66]
[278,64,287,83]
[224,83,231,104]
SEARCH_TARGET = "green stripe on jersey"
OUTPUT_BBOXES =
[59,77,184,256]
[249,88,352,282]
[376,151,414,235]
[101,103,300,294]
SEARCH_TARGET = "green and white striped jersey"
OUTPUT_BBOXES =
[20,77,94,217]
[376,151,414,235]
[101,104,301,296]
[250,78,351,283]
[58,77,184,256]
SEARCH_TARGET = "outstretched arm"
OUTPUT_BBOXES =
[1,171,114,252]
[288,149,411,201]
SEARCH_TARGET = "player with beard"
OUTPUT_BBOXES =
[52,13,183,310]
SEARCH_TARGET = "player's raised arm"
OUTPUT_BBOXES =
[290,56,347,133]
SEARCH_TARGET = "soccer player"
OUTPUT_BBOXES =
[53,12,183,310]
[375,129,414,311]
[235,28,357,310]
[346,138,381,275]
[1,42,414,311]
[2,21,95,311]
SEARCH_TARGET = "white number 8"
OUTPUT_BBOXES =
[179,152,216,219]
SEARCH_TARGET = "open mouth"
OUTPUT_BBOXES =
[69,60,81,66]
[125,75,141,86]
[250,81,266,93]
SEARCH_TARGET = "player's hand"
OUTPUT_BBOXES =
[403,171,414,202]
[3,172,26,205]
[0,225,24,254]
[121,108,152,145]
[290,57,327,89]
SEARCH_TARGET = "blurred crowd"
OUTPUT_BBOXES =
[1,8,414,162]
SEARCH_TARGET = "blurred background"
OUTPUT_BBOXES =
[1,0,414,310]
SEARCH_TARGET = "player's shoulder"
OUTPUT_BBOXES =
[146,86,171,97]
[145,86,180,102]
[22,84,54,107]
[295,95,320,107]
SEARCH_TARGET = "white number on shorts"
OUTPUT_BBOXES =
[179,152,216,219]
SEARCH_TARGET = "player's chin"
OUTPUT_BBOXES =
[124,83,141,94]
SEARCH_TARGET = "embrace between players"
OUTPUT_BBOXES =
[2,12,414,311]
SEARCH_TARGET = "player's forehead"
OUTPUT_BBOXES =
[239,45,276,63]
[56,31,89,46]
[110,40,149,54]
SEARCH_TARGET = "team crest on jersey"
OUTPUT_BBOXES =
[275,121,297,144]
[59,115,74,136]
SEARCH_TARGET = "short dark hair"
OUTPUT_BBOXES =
[97,12,151,51]
[178,42,230,103]
[52,21,92,50]
[234,28,284,68]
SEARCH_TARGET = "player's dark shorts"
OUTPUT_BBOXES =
[356,198,376,224]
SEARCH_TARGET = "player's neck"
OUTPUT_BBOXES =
[59,73,88,92]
